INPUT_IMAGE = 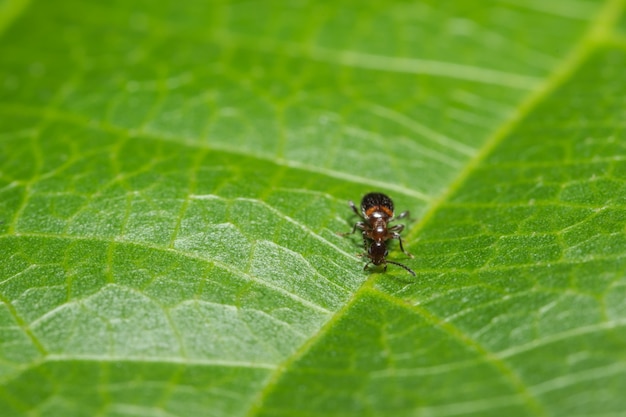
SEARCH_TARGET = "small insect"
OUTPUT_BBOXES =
[339,192,415,276]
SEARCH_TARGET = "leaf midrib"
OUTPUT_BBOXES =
[242,0,626,415]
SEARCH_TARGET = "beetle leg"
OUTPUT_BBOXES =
[391,232,414,258]
[337,221,367,237]
[348,200,363,218]
[394,210,410,221]
[361,231,370,254]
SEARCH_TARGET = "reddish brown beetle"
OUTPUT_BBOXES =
[339,192,415,276]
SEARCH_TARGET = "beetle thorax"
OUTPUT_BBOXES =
[370,218,388,240]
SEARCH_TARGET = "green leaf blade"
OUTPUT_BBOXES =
[254,45,626,416]
[1,1,625,416]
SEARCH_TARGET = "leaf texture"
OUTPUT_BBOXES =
[1,1,625,416]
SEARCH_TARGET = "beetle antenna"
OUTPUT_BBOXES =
[386,260,416,276]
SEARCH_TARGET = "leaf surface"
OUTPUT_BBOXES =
[1,1,625,416]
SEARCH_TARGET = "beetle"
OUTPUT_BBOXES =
[339,192,415,276]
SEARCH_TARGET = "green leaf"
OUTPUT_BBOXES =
[1,1,625,416]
